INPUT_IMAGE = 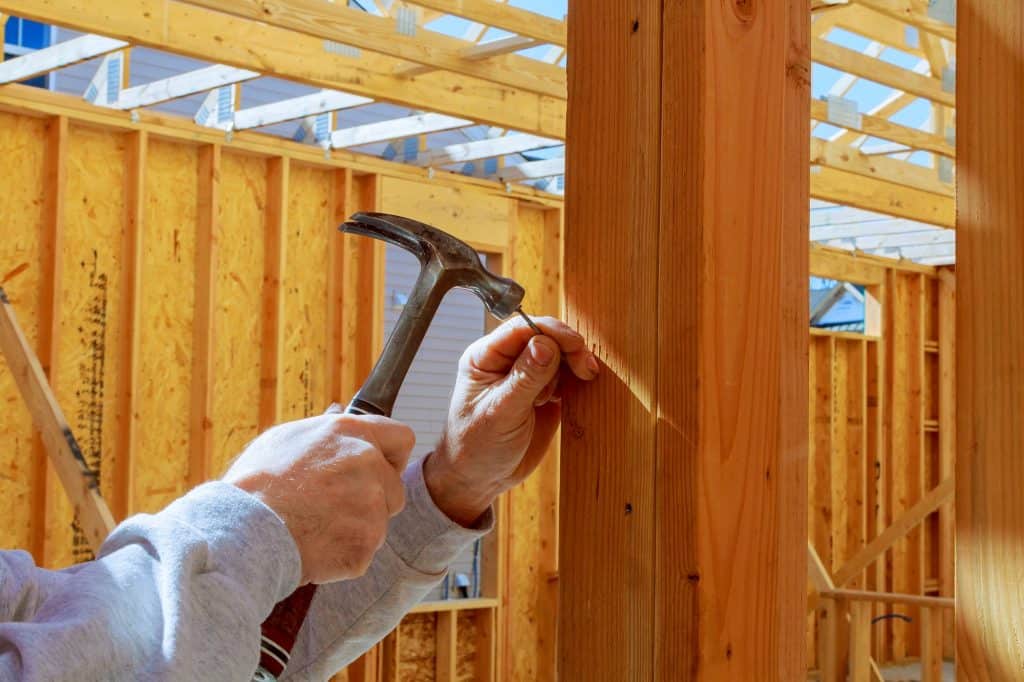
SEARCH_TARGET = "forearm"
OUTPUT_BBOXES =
[282,457,492,680]
[0,482,300,681]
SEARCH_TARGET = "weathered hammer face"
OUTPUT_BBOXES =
[341,212,525,318]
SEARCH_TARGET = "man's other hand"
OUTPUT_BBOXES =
[425,316,599,526]
[223,414,415,585]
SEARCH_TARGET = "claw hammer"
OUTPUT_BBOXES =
[254,212,536,680]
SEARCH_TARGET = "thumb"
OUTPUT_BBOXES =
[498,335,562,411]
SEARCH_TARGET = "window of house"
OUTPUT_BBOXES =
[3,17,54,89]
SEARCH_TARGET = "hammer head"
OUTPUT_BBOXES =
[341,212,525,319]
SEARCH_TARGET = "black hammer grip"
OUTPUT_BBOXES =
[253,401,378,681]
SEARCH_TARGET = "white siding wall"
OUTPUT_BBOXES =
[384,245,487,600]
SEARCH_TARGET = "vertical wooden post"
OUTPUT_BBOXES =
[435,611,457,682]
[558,0,808,679]
[957,1,1024,677]
[188,144,220,488]
[848,601,872,682]
[381,628,400,682]
[259,157,288,430]
[113,130,146,519]
[936,268,955,657]
[33,115,68,564]
[920,606,944,682]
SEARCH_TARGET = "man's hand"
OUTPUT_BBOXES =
[223,414,415,585]
[424,316,599,526]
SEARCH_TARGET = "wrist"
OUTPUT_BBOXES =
[423,449,501,528]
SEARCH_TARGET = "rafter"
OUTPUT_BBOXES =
[831,4,927,57]
[405,0,566,47]
[178,0,565,99]
[412,133,558,167]
[832,91,919,147]
[492,156,564,181]
[0,34,127,84]
[0,0,566,138]
[812,36,953,106]
[113,65,259,110]
[230,90,371,131]
[330,113,469,148]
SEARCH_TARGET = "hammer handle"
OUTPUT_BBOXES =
[254,402,378,681]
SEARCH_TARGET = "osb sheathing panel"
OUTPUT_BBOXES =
[0,111,47,552]
[45,125,127,566]
[399,613,436,682]
[211,152,266,477]
[456,611,481,682]
[134,139,197,515]
[279,164,331,422]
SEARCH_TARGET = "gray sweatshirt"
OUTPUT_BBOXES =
[0,457,491,681]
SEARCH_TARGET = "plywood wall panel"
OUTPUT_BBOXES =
[279,164,331,421]
[134,139,198,514]
[0,111,48,553]
[210,152,267,476]
[379,177,512,253]
[42,126,126,566]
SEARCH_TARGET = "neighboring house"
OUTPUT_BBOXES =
[4,17,53,89]
[384,247,488,600]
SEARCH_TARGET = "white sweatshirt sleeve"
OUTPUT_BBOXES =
[0,457,490,682]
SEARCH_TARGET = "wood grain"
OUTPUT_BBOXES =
[559,0,808,679]
[956,1,1024,678]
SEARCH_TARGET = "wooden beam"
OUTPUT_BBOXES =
[0,0,566,138]
[558,0,807,679]
[810,138,953,197]
[957,1,1024,677]
[405,0,566,47]
[810,167,955,228]
[833,477,954,587]
[812,37,954,107]
[0,289,116,550]
[178,0,565,99]
[853,0,956,41]
[810,99,954,157]
[0,34,127,84]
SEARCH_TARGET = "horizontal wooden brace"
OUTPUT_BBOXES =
[821,588,955,609]
[0,0,567,138]
[811,166,955,227]
[0,34,127,84]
